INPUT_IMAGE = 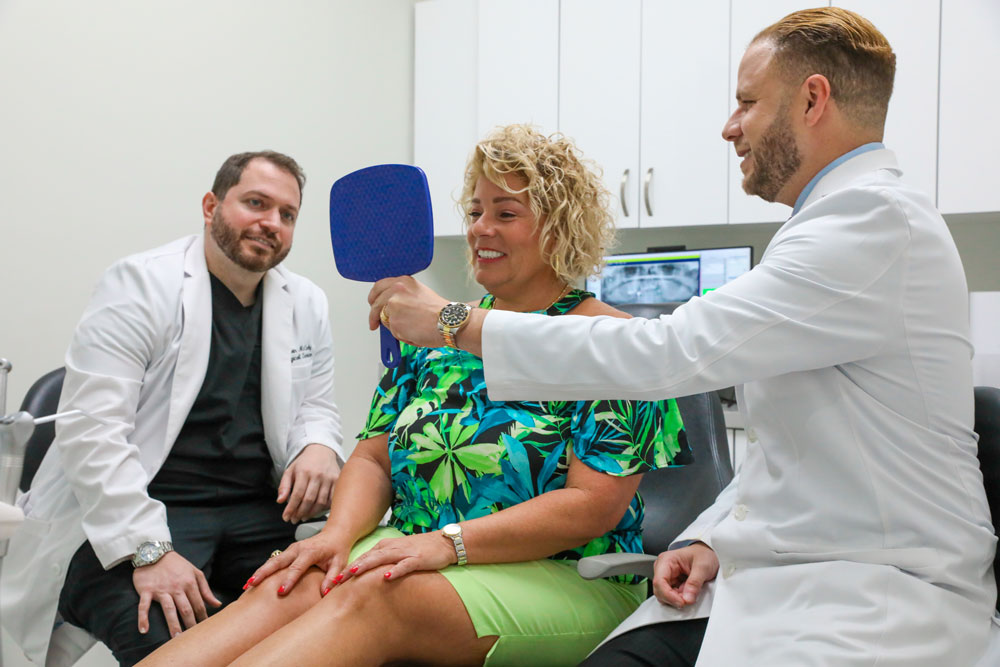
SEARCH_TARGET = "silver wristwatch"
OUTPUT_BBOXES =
[441,523,467,566]
[131,540,174,568]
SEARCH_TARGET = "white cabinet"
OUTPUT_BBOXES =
[559,0,642,227]
[477,0,559,138]
[415,0,559,237]
[640,0,730,227]
[560,0,729,229]
[938,0,1000,214]
[414,0,478,236]
[416,0,996,237]
[727,0,818,225]
[839,0,939,201]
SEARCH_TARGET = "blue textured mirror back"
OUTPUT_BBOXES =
[329,164,434,281]
[329,164,434,368]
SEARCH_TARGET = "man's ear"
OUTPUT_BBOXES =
[202,192,218,228]
[802,73,832,127]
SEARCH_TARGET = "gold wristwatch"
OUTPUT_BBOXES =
[437,302,473,348]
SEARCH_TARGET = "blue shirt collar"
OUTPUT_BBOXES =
[791,142,884,215]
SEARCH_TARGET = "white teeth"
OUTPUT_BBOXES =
[477,249,503,259]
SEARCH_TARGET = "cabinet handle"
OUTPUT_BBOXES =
[620,169,630,218]
[644,167,654,217]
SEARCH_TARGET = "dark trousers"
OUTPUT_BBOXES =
[579,618,708,667]
[57,499,296,666]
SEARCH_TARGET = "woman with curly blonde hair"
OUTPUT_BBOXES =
[460,123,615,287]
[139,125,688,667]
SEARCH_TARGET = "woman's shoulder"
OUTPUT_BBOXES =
[569,296,631,319]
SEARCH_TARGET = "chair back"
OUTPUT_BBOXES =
[975,385,1000,613]
[639,390,734,555]
[613,302,735,554]
[18,367,65,492]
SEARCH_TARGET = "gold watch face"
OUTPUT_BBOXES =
[442,523,462,538]
[440,303,470,328]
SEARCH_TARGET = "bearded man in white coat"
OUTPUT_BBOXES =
[368,8,997,666]
[1,151,344,666]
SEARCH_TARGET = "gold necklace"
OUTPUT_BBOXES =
[491,283,572,313]
[541,283,573,312]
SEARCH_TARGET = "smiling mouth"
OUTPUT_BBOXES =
[245,236,276,250]
[476,249,504,260]
[737,150,752,172]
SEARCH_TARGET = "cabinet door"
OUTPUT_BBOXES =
[477,0,559,138]
[639,0,729,228]
[840,1,939,202]
[414,0,478,237]
[559,0,642,228]
[728,0,828,225]
[939,0,1000,214]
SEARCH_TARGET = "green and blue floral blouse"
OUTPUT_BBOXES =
[358,289,688,581]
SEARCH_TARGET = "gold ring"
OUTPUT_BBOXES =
[269,549,283,559]
[380,308,390,325]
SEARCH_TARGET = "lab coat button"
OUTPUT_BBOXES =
[723,564,736,578]
[747,428,758,443]
[733,504,748,521]
[50,562,62,577]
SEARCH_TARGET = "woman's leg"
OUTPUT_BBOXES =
[230,567,497,666]
[136,568,326,666]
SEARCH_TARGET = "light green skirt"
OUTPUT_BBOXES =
[349,527,646,666]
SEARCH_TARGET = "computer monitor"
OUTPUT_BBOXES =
[585,246,753,306]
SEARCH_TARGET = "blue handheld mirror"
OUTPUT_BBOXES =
[329,164,434,368]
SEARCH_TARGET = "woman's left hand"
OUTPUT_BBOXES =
[336,530,458,583]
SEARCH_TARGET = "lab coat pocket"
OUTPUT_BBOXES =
[291,361,312,381]
[771,546,940,572]
[14,514,51,540]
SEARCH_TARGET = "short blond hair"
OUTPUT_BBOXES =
[460,124,615,284]
[754,7,896,132]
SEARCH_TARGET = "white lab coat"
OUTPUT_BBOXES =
[482,149,997,665]
[1,234,343,665]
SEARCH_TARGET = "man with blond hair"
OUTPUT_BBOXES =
[371,7,997,665]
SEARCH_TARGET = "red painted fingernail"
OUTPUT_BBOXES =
[278,585,286,594]
[349,566,358,573]
[322,587,331,596]
[242,577,255,590]
[384,571,392,579]
[334,574,343,583]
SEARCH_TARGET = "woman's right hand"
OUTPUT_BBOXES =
[244,530,353,597]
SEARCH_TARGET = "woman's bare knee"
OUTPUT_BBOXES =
[236,567,325,619]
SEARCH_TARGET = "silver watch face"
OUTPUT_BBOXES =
[442,523,462,538]
[440,303,471,327]
[137,542,163,563]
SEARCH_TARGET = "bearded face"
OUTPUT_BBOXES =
[210,207,290,273]
[741,102,802,203]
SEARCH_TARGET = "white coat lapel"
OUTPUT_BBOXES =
[261,267,292,463]
[164,236,212,453]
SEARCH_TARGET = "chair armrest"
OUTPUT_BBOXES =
[577,552,657,580]
[294,521,325,541]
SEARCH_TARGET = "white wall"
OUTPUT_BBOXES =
[0,1,416,665]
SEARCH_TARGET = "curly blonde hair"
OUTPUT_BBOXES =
[459,124,615,284]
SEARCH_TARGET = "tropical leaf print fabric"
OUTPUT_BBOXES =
[358,290,689,581]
